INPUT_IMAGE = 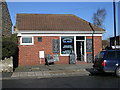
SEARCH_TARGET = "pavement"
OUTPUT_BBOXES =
[1,63,93,80]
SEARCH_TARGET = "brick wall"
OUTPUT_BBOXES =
[18,36,70,66]
[86,36,102,55]
[93,36,102,56]
[0,2,12,37]
[18,36,102,66]
[86,36,102,62]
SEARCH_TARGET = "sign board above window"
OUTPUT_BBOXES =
[62,38,73,43]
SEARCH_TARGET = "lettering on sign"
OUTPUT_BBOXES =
[63,45,73,48]
[62,38,73,43]
[61,36,74,54]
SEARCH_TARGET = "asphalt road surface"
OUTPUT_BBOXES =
[1,74,120,89]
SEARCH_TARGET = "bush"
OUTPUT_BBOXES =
[2,34,19,68]
[2,40,18,59]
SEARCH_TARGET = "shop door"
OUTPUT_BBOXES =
[76,41,84,61]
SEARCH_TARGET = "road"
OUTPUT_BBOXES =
[1,74,120,89]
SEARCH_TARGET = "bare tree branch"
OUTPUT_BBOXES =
[92,8,107,28]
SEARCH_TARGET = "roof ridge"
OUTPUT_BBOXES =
[17,13,74,16]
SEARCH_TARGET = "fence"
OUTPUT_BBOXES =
[0,56,13,72]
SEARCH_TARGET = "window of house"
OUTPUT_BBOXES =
[38,37,42,42]
[21,37,34,45]
[61,36,74,55]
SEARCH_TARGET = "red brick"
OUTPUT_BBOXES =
[18,36,102,66]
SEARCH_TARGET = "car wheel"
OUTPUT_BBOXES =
[116,66,120,77]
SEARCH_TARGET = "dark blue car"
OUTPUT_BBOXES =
[93,50,120,77]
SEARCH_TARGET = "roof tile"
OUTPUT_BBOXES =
[16,14,105,31]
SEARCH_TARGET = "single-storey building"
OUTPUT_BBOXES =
[15,14,105,66]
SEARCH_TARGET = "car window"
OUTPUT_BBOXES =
[105,51,116,59]
[116,51,120,59]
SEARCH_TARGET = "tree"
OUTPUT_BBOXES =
[92,8,107,28]
[2,34,18,43]
[102,40,109,50]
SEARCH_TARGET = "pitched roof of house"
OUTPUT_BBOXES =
[16,14,105,32]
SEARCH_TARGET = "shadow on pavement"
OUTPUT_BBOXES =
[86,68,116,77]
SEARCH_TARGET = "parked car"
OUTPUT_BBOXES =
[93,50,120,77]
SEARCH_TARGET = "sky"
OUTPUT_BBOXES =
[7,2,119,40]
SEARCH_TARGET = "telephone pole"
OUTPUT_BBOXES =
[113,0,117,47]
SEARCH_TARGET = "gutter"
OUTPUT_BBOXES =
[15,30,105,34]
[89,23,95,63]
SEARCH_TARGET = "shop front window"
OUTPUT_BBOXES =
[61,36,74,55]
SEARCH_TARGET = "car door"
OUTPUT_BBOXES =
[116,51,120,67]
[105,51,117,71]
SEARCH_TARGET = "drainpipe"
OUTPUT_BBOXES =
[89,23,95,63]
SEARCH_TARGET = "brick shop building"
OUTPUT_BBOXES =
[15,14,105,66]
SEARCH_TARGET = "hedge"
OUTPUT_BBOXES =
[2,40,18,60]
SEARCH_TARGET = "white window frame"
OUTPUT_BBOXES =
[20,36,34,45]
[75,36,86,62]
[60,36,87,62]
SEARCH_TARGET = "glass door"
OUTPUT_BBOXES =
[76,41,84,61]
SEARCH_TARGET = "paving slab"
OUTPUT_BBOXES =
[11,72,19,78]
[34,71,43,77]
[42,71,51,78]
[19,72,28,77]
[2,63,93,79]
[28,72,35,77]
